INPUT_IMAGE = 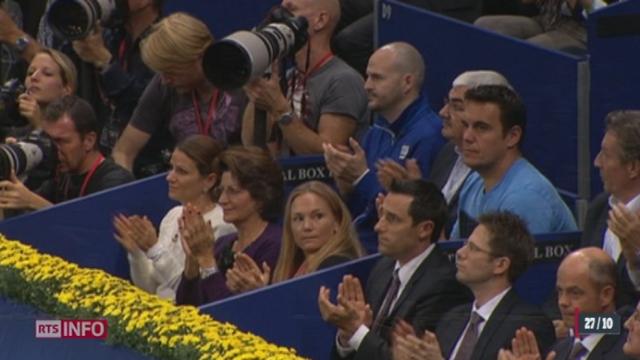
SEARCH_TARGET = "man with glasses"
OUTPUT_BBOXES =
[318,179,471,360]
[450,85,576,239]
[392,211,555,360]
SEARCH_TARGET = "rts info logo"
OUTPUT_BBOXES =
[35,319,108,339]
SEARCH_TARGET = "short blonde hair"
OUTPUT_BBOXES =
[33,48,77,94]
[272,181,364,283]
[141,12,213,72]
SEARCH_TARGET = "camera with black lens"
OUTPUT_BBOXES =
[46,0,128,40]
[202,6,309,91]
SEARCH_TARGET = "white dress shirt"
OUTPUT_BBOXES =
[441,147,471,204]
[571,333,605,360]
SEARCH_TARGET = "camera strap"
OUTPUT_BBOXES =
[79,154,105,197]
[191,89,220,136]
[118,38,130,71]
[288,51,333,118]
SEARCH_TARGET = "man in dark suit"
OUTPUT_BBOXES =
[318,179,471,360]
[552,248,628,359]
[392,211,555,360]
[498,247,629,360]
[581,110,640,309]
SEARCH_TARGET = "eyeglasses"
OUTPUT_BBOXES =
[462,239,496,256]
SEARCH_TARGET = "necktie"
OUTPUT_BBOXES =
[453,311,483,360]
[568,340,587,360]
[371,269,400,332]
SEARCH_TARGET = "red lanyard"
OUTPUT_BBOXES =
[79,154,105,197]
[191,89,219,136]
[303,52,334,80]
[288,52,333,116]
[118,38,128,71]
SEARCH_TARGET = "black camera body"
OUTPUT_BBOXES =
[202,6,309,91]
[0,78,25,112]
[46,0,129,40]
[0,79,25,128]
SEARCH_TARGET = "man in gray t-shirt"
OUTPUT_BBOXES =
[242,0,369,157]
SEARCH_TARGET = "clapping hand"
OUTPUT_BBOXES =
[608,204,640,265]
[318,275,372,344]
[226,252,270,293]
[323,138,368,185]
[392,320,444,360]
[376,158,422,191]
[179,203,217,275]
[497,327,556,360]
[113,214,157,253]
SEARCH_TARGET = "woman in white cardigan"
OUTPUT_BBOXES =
[114,135,235,301]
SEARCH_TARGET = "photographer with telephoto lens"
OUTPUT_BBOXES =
[1,0,163,180]
[0,95,133,211]
[48,0,164,178]
[239,0,369,157]
[0,49,77,199]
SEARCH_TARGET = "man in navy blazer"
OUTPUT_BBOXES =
[392,211,555,360]
[318,179,471,360]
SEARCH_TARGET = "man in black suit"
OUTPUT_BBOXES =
[498,247,629,360]
[581,110,640,309]
[318,179,471,360]
[392,211,555,360]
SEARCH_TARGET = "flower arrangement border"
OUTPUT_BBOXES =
[0,235,303,360]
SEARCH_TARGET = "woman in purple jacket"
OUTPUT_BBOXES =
[176,146,284,306]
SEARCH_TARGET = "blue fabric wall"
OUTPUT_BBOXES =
[377,0,584,198]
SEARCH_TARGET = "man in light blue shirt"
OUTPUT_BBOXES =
[451,85,576,239]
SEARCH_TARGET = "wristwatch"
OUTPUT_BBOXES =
[277,111,295,126]
[14,35,31,53]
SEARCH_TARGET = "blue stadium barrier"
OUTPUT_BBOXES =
[0,174,175,279]
[201,232,581,360]
[376,0,590,208]
[164,0,280,38]
[279,155,335,199]
[586,0,640,197]
[0,155,333,280]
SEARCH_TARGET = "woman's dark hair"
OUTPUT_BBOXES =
[215,146,284,221]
